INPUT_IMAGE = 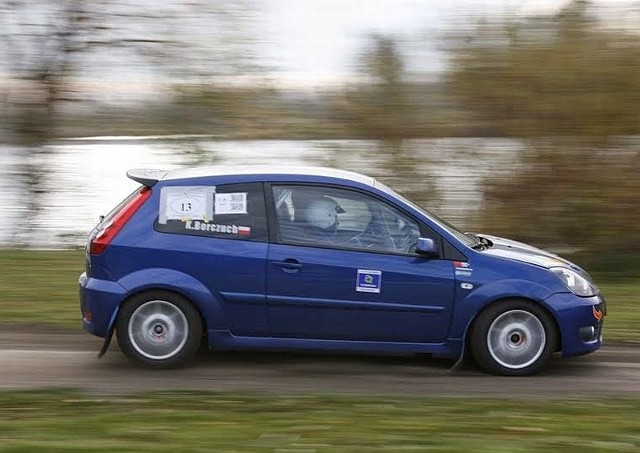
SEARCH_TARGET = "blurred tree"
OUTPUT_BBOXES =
[447,0,640,137]
[1,1,80,144]
[339,34,413,140]
[478,140,640,254]
[335,34,440,209]
[0,0,89,245]
[446,0,640,255]
[0,0,260,243]
[0,0,261,142]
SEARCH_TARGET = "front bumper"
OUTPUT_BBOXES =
[79,272,127,337]
[545,292,606,358]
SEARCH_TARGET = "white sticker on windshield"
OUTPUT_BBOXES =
[215,192,247,215]
[159,186,215,224]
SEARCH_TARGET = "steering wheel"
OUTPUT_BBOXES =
[343,220,396,251]
[392,226,420,254]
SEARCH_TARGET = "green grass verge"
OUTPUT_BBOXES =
[0,249,637,341]
[0,390,638,451]
[0,249,85,327]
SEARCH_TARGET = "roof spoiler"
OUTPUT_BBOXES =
[126,169,168,187]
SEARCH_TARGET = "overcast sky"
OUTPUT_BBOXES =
[258,0,638,85]
[3,0,636,95]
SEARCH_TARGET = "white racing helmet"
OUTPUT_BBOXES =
[304,197,345,230]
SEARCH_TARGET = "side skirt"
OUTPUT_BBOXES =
[207,330,461,357]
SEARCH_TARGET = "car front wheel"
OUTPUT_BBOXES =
[116,291,202,368]
[471,300,557,376]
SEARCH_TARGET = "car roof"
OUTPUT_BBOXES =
[159,165,377,187]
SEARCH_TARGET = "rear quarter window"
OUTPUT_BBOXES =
[154,182,268,241]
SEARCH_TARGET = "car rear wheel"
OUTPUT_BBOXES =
[116,291,202,368]
[471,300,557,376]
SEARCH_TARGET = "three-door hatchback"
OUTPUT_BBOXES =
[79,166,605,375]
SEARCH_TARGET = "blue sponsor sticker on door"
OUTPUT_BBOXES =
[356,269,382,293]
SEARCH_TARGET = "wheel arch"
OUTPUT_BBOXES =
[463,296,562,356]
[115,267,227,334]
[119,287,207,339]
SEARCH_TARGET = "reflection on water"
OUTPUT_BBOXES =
[0,137,521,248]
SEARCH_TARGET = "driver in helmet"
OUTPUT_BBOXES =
[303,196,345,242]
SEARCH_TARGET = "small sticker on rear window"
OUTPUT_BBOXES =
[215,192,247,215]
[159,186,215,224]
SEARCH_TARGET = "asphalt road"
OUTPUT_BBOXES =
[1,325,639,397]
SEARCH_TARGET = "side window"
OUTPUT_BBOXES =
[272,185,421,254]
[155,182,268,241]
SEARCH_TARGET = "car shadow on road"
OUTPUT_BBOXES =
[189,347,485,377]
[102,338,601,379]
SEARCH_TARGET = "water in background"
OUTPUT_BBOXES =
[0,137,521,248]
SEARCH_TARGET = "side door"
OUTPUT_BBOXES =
[155,182,269,336]
[266,184,456,343]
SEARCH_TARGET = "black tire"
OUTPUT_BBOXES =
[116,290,203,369]
[470,299,557,376]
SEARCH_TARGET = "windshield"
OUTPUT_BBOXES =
[375,180,476,247]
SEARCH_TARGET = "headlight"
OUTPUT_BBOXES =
[550,267,598,297]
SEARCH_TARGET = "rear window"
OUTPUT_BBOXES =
[154,182,268,241]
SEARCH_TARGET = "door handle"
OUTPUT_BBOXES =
[272,259,302,273]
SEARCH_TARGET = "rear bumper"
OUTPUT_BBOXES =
[79,272,127,338]
[546,292,605,358]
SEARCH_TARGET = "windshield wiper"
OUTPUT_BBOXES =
[478,235,493,248]
[466,232,491,250]
[465,232,484,250]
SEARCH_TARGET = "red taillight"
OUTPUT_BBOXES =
[90,187,152,255]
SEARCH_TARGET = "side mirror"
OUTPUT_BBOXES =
[415,237,438,256]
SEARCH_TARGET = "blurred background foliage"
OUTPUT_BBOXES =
[446,0,640,259]
[0,0,638,273]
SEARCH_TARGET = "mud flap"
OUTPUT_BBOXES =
[97,305,120,358]
[448,338,467,373]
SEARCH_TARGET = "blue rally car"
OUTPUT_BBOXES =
[79,166,605,375]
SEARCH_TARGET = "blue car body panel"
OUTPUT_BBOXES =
[79,167,604,363]
[267,243,455,343]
